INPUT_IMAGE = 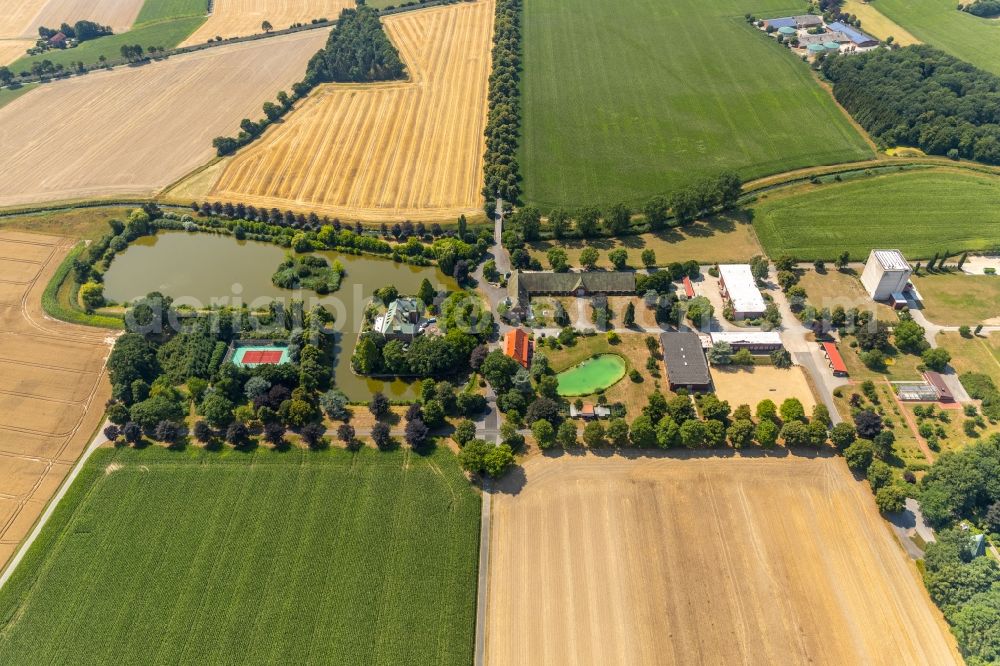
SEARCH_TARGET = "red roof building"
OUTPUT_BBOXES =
[822,342,848,376]
[682,276,695,299]
[503,328,531,368]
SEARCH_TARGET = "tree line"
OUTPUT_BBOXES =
[214,6,405,157]
[482,0,522,208]
[959,0,1000,18]
[500,171,742,258]
[38,20,113,43]
[824,46,1000,164]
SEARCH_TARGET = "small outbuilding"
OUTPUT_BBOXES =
[923,371,955,403]
[503,328,532,368]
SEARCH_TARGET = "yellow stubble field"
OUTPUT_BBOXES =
[486,453,961,666]
[208,0,493,221]
[0,28,327,208]
[0,230,112,570]
[181,0,353,46]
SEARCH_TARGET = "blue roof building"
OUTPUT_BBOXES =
[827,22,879,47]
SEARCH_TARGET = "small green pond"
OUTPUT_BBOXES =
[556,354,627,396]
[103,231,457,401]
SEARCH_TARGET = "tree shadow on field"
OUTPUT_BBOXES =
[490,463,526,496]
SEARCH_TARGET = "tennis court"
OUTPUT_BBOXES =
[231,345,290,367]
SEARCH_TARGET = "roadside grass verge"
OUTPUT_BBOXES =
[0,445,480,665]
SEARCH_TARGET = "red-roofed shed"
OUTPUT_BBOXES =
[822,342,848,376]
[682,276,695,299]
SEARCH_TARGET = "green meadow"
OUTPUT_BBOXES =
[752,169,1000,260]
[519,0,873,210]
[0,446,479,665]
[872,0,1000,76]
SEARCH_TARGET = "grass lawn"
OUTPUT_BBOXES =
[797,268,896,320]
[872,0,1000,76]
[913,272,1000,325]
[539,332,661,419]
[936,331,1000,383]
[519,0,872,210]
[0,83,36,110]
[753,169,1000,260]
[0,206,133,240]
[841,340,925,382]
[528,213,762,269]
[0,446,479,664]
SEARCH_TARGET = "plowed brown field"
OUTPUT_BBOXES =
[180,0,352,46]
[0,28,327,208]
[0,231,112,570]
[208,0,492,221]
[486,454,961,666]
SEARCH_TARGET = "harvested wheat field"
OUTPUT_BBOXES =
[208,0,493,221]
[486,454,961,666]
[0,231,112,570]
[0,28,327,209]
[13,0,145,38]
[181,0,352,46]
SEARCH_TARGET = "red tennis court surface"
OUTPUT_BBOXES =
[242,350,284,364]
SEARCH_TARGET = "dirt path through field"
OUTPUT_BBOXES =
[485,453,961,666]
[0,231,112,571]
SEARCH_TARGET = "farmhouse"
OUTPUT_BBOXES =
[709,331,783,352]
[660,332,711,391]
[503,328,532,368]
[508,270,635,313]
[374,297,423,341]
[718,264,767,319]
[861,249,912,302]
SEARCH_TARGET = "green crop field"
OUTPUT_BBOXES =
[10,0,208,72]
[872,0,1000,76]
[0,446,479,665]
[519,0,873,210]
[135,0,210,25]
[752,169,1000,260]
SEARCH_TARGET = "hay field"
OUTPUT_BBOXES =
[181,0,352,46]
[0,28,327,209]
[208,0,493,221]
[486,454,961,666]
[0,231,111,570]
[0,446,479,664]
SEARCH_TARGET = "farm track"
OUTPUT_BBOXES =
[0,231,112,571]
[209,0,493,222]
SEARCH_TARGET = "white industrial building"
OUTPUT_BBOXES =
[718,264,767,319]
[861,250,912,302]
[709,331,784,352]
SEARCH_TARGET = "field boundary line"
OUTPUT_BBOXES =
[474,481,491,666]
